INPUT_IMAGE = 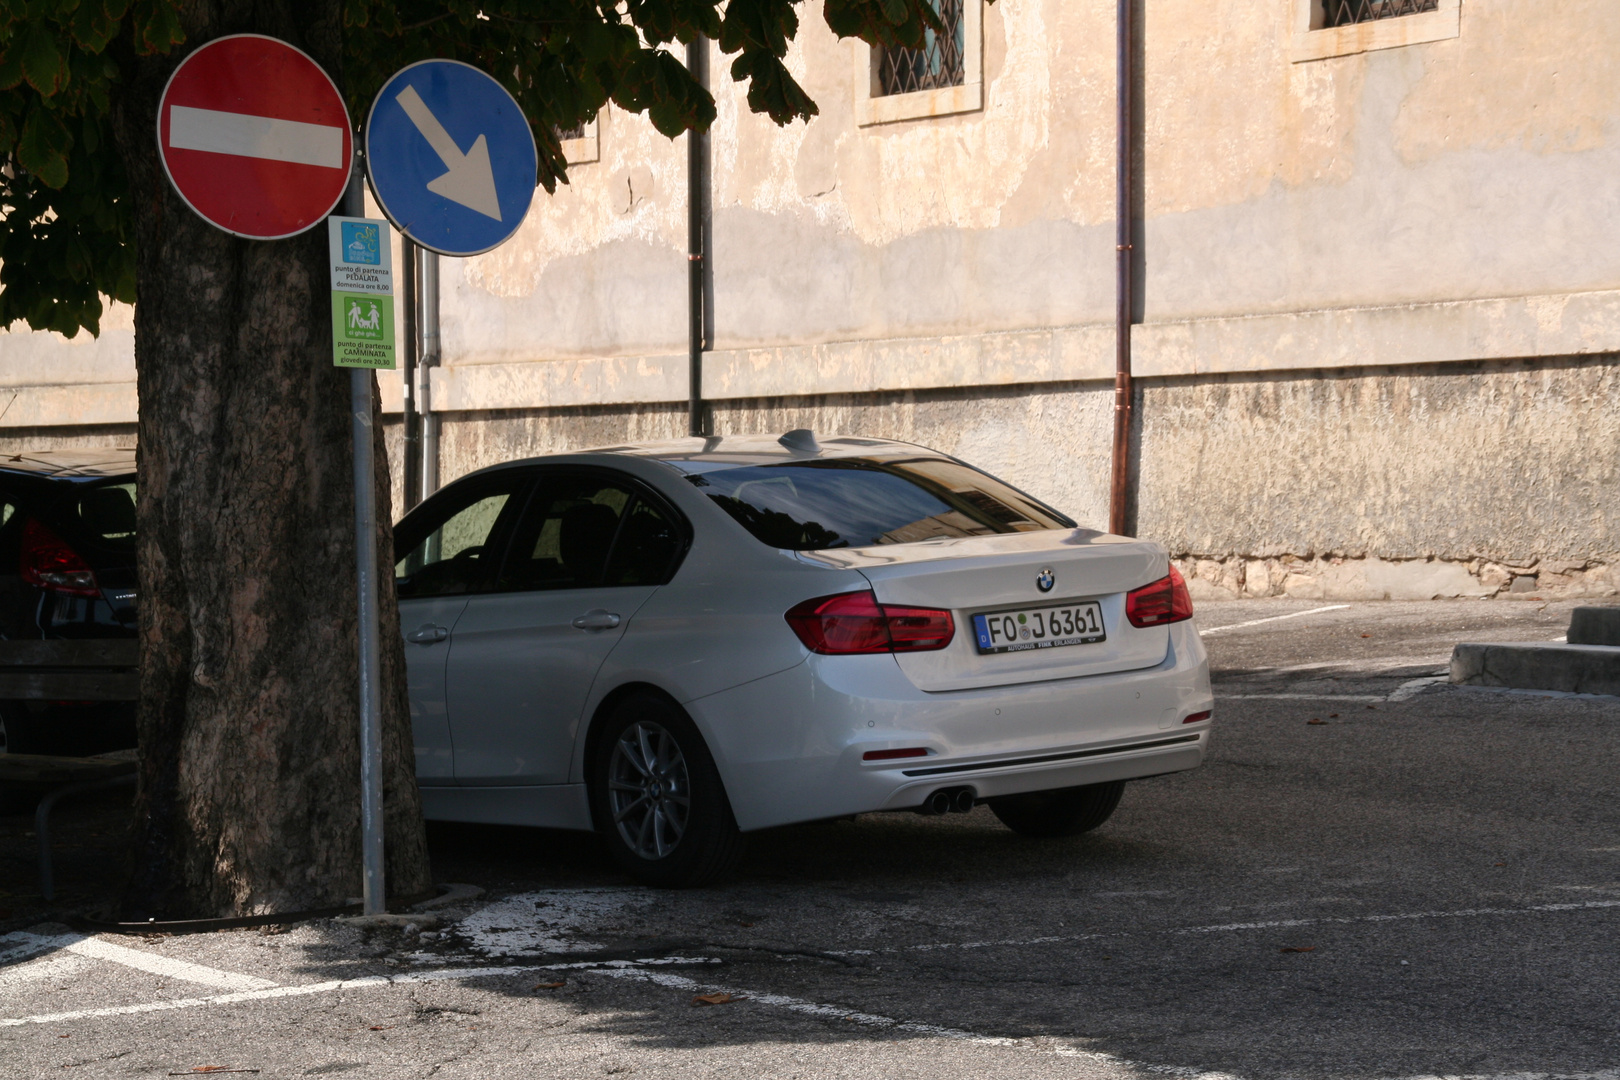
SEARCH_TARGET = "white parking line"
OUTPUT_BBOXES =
[64,935,278,991]
[1387,675,1450,701]
[832,898,1620,956]
[1218,675,1450,703]
[2,932,277,992]
[1199,606,1350,636]
[1227,656,1448,676]
[1169,898,1620,934]
[1214,693,1386,702]
[592,965,1025,1047]
[0,965,527,1027]
[0,957,719,1028]
[6,899,1619,1035]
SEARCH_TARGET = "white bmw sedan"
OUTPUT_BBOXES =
[395,433,1212,886]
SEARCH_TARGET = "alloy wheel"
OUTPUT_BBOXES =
[607,720,691,860]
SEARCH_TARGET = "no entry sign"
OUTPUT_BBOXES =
[157,35,352,239]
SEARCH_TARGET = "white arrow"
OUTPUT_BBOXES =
[394,85,503,221]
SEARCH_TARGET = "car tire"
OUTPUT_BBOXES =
[988,780,1126,838]
[589,692,745,888]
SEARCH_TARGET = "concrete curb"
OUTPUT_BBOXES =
[1450,642,1620,696]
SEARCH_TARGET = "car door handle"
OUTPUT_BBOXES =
[407,623,449,644]
[571,610,622,630]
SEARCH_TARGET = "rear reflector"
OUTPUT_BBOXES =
[19,519,100,597]
[1183,710,1212,724]
[862,747,929,761]
[785,590,955,655]
[1125,565,1194,628]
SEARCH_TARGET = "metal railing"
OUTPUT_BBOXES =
[877,0,966,96]
[1324,0,1439,27]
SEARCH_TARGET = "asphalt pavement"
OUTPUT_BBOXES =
[2,597,1616,1079]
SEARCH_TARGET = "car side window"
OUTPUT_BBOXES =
[396,477,527,599]
[604,497,683,586]
[496,475,633,592]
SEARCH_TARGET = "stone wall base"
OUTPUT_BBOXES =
[1173,553,1619,601]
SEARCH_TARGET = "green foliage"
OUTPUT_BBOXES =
[0,0,180,337]
[2,0,953,339]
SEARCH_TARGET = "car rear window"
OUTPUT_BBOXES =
[685,457,1074,551]
[72,481,137,548]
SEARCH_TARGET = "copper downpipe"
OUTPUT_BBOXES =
[1109,0,1135,537]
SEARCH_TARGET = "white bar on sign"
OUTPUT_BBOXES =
[167,105,345,169]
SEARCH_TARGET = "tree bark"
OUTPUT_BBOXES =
[111,1,431,918]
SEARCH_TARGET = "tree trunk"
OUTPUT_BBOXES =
[111,1,431,918]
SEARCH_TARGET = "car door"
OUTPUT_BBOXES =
[444,468,689,786]
[394,471,532,783]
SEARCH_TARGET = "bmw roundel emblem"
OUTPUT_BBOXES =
[1036,567,1055,593]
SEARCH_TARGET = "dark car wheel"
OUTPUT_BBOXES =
[589,692,744,888]
[988,780,1126,838]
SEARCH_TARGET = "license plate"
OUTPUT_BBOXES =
[972,601,1106,654]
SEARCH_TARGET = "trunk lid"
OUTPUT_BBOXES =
[800,529,1172,691]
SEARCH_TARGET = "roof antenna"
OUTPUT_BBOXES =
[778,429,819,453]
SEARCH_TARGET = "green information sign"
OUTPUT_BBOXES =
[327,216,396,370]
[331,292,396,368]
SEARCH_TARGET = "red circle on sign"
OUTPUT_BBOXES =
[157,35,352,239]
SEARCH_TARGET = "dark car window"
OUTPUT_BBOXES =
[73,481,137,547]
[685,456,1074,551]
[603,497,683,586]
[395,475,528,599]
[496,472,688,592]
[497,475,630,592]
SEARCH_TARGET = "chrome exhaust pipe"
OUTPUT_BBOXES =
[917,787,977,815]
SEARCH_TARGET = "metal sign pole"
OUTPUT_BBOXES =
[342,167,386,916]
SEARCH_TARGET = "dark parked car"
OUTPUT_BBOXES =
[0,449,138,756]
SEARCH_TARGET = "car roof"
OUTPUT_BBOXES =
[0,448,137,480]
[556,432,936,473]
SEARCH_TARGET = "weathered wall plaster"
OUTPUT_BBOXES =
[419,0,1620,362]
[2,0,1616,581]
[423,351,1619,585]
[1137,355,1620,565]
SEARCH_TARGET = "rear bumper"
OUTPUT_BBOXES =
[872,732,1203,808]
[690,619,1212,831]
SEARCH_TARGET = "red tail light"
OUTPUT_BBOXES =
[19,519,100,597]
[1125,565,1193,628]
[785,590,955,655]
[862,747,928,761]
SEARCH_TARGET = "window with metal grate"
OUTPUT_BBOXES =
[1323,0,1438,27]
[877,0,966,96]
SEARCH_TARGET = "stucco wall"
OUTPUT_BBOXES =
[435,384,1117,525]
[425,349,1618,596]
[1138,355,1620,565]
[439,0,1620,367]
[2,0,1616,587]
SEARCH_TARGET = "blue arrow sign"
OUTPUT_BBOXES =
[365,60,538,257]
